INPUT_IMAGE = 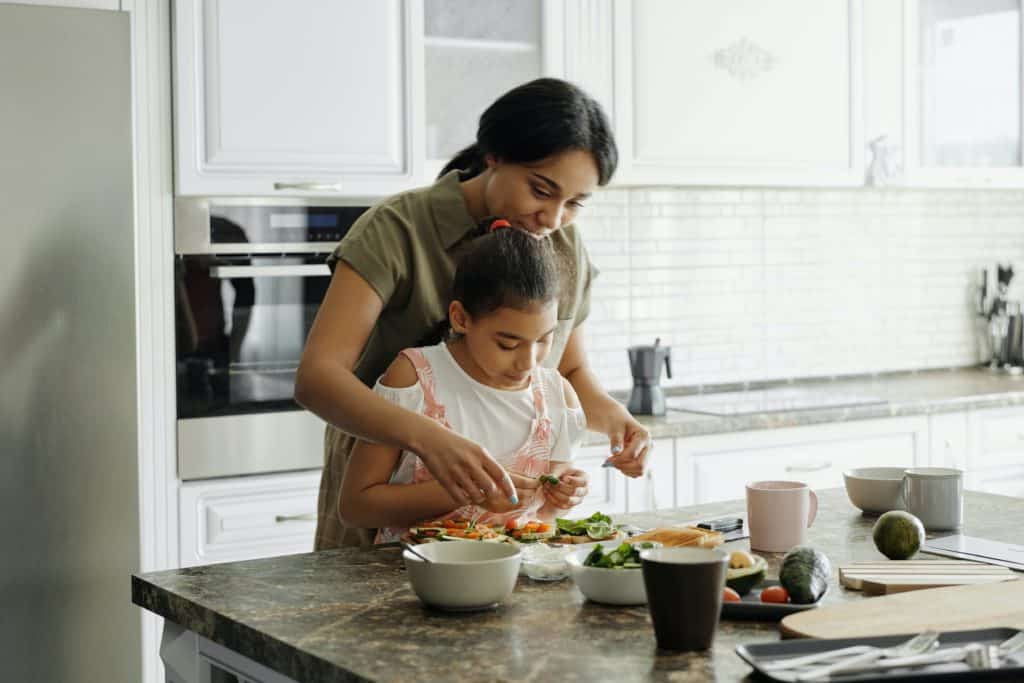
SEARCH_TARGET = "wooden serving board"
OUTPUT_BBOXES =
[780,579,1024,639]
[840,560,1018,595]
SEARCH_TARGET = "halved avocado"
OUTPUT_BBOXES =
[725,555,768,596]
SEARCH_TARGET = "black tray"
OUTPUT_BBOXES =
[721,580,823,620]
[736,627,1024,681]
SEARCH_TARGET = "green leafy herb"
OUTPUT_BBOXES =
[539,474,560,486]
[556,512,612,536]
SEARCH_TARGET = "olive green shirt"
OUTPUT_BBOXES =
[315,170,597,549]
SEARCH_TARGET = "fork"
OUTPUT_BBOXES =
[831,632,1024,675]
[795,631,940,681]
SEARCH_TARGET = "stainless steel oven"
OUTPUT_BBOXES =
[174,197,368,480]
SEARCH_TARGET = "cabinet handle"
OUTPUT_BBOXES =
[785,462,832,473]
[273,181,343,192]
[275,513,318,523]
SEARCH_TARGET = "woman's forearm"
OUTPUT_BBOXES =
[340,479,459,529]
[564,364,623,434]
[294,356,437,454]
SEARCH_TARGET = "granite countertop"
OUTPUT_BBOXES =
[133,489,1024,683]
[585,367,1024,446]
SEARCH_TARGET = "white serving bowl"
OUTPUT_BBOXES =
[565,544,653,606]
[403,541,521,611]
[843,467,908,515]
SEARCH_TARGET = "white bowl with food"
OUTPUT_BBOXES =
[565,542,659,606]
[843,467,908,515]
[403,541,521,611]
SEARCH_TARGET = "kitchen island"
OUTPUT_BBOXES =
[134,489,1023,682]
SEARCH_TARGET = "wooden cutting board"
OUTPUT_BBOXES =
[840,560,1018,595]
[780,579,1024,639]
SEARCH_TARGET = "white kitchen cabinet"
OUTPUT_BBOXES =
[179,470,320,567]
[610,0,864,187]
[173,0,422,196]
[422,0,565,178]
[572,442,628,517]
[903,0,1024,187]
[624,438,675,512]
[967,405,1024,470]
[929,411,970,469]
[676,416,928,506]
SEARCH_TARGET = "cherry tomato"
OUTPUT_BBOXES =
[723,587,741,602]
[760,586,790,603]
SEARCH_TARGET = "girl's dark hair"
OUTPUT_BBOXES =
[440,78,617,185]
[433,227,561,342]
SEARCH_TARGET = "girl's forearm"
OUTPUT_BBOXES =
[341,479,460,529]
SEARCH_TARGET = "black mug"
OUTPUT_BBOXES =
[640,547,730,651]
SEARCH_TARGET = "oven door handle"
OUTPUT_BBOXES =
[208,264,331,278]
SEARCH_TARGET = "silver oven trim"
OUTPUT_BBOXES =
[207,264,331,278]
[178,411,326,480]
[175,195,373,255]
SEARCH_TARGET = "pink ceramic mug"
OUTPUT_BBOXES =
[746,481,818,553]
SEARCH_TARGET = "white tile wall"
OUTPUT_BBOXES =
[581,188,1024,392]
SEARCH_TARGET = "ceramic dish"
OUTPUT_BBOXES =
[403,540,521,611]
[721,580,825,620]
[843,467,908,515]
[565,543,660,605]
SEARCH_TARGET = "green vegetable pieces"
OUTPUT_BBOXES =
[582,542,655,569]
[539,474,560,486]
[556,511,612,537]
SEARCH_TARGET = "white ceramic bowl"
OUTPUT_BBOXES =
[403,541,521,611]
[843,467,908,514]
[566,545,652,606]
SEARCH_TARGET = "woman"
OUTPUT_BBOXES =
[295,78,652,549]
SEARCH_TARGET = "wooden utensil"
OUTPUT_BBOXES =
[840,560,1017,595]
[780,579,1024,639]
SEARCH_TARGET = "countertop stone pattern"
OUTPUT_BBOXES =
[584,368,1024,446]
[133,489,1024,682]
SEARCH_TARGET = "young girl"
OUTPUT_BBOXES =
[339,222,589,541]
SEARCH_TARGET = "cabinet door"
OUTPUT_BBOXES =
[678,416,927,505]
[179,470,321,567]
[904,0,1024,187]
[967,406,1024,471]
[572,442,627,517]
[174,0,421,196]
[422,0,564,178]
[612,0,863,186]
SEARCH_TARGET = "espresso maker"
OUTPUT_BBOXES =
[627,339,672,415]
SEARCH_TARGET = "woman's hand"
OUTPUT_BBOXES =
[541,468,590,509]
[598,404,651,478]
[414,422,518,506]
[480,471,540,514]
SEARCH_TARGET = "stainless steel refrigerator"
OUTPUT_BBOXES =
[0,5,141,682]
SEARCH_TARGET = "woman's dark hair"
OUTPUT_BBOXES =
[440,78,618,185]
[435,227,562,341]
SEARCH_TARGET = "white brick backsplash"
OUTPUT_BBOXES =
[579,186,1024,392]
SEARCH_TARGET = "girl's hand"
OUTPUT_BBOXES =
[415,422,517,506]
[600,406,651,478]
[479,472,540,514]
[540,468,589,509]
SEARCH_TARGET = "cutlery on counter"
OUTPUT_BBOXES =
[794,631,939,680]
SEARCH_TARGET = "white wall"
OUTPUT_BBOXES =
[582,187,1024,391]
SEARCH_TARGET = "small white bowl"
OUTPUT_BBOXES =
[403,542,521,611]
[566,544,653,606]
[843,467,908,515]
[520,543,571,581]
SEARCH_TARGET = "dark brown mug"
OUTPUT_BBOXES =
[640,547,730,652]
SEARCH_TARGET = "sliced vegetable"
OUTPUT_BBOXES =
[723,587,742,602]
[760,586,790,603]
[581,542,656,569]
[556,512,612,537]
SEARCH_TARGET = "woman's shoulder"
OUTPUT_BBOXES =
[349,183,435,236]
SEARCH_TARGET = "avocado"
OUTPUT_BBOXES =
[872,510,925,560]
[726,554,768,596]
[779,546,831,604]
